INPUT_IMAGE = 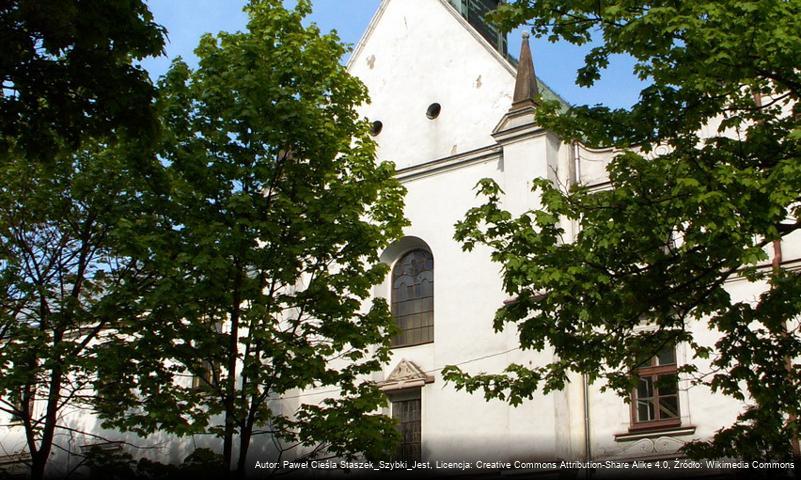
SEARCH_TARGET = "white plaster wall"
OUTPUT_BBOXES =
[360,82,800,465]
[577,145,616,187]
[370,150,569,460]
[4,1,800,474]
[348,0,516,169]
[586,275,787,462]
[0,400,209,477]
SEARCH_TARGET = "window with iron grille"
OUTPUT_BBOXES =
[391,249,434,347]
[631,346,681,430]
[392,394,421,461]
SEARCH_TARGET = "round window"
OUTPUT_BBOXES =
[426,103,441,120]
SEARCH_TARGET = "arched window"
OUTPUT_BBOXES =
[391,249,434,347]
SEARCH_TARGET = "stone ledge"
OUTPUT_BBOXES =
[614,425,697,442]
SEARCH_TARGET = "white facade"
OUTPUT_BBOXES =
[348,0,799,469]
[2,0,799,477]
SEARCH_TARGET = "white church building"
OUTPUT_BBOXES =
[2,0,798,477]
[333,0,800,471]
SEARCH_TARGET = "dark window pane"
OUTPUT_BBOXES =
[659,395,680,419]
[657,374,678,395]
[392,397,421,461]
[657,347,676,366]
[637,377,653,399]
[421,310,433,327]
[391,249,434,347]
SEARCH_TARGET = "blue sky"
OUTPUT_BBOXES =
[141,0,646,109]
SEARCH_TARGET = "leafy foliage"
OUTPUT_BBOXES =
[0,140,163,480]
[0,0,165,158]
[443,0,801,462]
[0,2,167,479]
[79,446,224,480]
[94,0,407,476]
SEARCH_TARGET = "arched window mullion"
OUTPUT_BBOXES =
[391,249,434,347]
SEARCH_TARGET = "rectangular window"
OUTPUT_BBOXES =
[631,346,680,430]
[392,392,421,462]
[191,320,223,389]
[7,391,33,425]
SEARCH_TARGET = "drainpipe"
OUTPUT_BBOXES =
[757,89,801,466]
[574,142,591,478]
[773,239,801,467]
[573,142,582,187]
[582,373,592,479]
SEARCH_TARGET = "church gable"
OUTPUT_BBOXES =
[348,0,517,169]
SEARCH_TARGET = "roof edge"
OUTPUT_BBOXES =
[346,0,392,71]
[437,0,517,76]
[439,0,570,108]
[346,0,570,109]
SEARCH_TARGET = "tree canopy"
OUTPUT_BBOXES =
[443,0,801,464]
[0,139,163,480]
[93,1,407,477]
[0,0,165,158]
[1,2,166,479]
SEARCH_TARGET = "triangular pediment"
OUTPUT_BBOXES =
[491,104,544,143]
[377,359,434,391]
[348,0,567,170]
[348,0,517,169]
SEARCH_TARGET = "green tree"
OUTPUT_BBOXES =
[0,140,163,480]
[443,0,801,466]
[1,3,167,478]
[0,0,165,158]
[94,1,407,477]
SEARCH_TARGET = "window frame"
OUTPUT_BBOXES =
[6,390,33,426]
[191,320,223,390]
[390,249,434,348]
[191,359,216,390]
[629,347,681,432]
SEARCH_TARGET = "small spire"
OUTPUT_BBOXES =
[511,31,539,111]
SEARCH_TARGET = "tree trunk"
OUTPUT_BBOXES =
[223,270,243,477]
[235,420,253,479]
[30,453,47,480]
[30,362,63,480]
[222,408,235,478]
